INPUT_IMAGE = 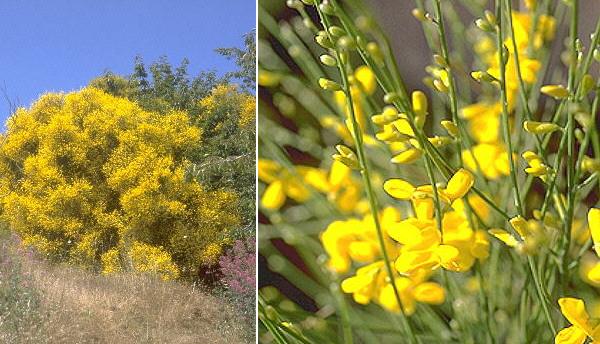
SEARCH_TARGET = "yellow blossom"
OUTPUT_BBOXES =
[320,207,401,273]
[462,143,511,180]
[555,298,600,344]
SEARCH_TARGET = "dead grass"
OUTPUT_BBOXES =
[0,232,253,344]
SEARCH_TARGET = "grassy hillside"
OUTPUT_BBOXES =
[0,230,251,344]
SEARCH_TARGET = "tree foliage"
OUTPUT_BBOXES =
[0,88,239,279]
[216,30,256,93]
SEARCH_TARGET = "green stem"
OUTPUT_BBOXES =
[496,0,524,216]
[561,0,579,295]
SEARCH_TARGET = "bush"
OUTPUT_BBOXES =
[0,88,239,279]
[219,236,255,318]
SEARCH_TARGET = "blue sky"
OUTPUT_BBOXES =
[0,0,255,124]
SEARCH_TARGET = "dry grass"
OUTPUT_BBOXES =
[0,232,253,344]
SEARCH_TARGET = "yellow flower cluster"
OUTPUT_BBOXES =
[127,241,180,280]
[258,159,364,214]
[199,84,255,128]
[320,168,488,313]
[384,169,489,274]
[461,11,555,180]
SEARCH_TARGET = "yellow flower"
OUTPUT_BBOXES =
[258,159,329,210]
[579,254,600,287]
[320,207,401,273]
[522,151,551,178]
[452,194,491,223]
[541,84,569,99]
[388,204,488,275]
[334,65,376,131]
[378,275,445,314]
[462,143,510,180]
[384,168,474,208]
[488,216,547,254]
[460,102,502,144]
[327,160,362,213]
[556,297,600,344]
[341,261,445,314]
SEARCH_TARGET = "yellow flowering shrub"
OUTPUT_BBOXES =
[0,87,239,278]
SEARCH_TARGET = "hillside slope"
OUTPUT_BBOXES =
[0,231,251,344]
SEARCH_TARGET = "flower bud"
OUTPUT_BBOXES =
[412,90,428,118]
[525,0,537,9]
[265,305,279,321]
[582,156,600,173]
[367,42,385,66]
[521,151,540,162]
[471,70,497,83]
[429,135,453,147]
[484,10,496,26]
[581,74,596,95]
[315,31,334,49]
[376,126,411,142]
[433,54,447,68]
[286,0,303,10]
[319,1,335,15]
[575,111,593,129]
[328,26,346,38]
[371,106,399,125]
[541,84,569,99]
[333,145,360,169]
[411,8,427,22]
[575,128,585,142]
[336,36,356,50]
[441,120,460,137]
[319,54,337,67]
[588,208,600,256]
[445,168,474,200]
[302,18,317,31]
[475,18,493,32]
[383,92,401,104]
[523,121,561,134]
[258,70,281,87]
[434,79,448,93]
[319,78,342,91]
[355,16,373,31]
[525,164,551,177]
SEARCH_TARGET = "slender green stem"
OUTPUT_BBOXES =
[496,0,524,216]
[476,262,496,344]
[561,0,579,294]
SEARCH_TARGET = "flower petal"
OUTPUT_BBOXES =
[488,229,519,248]
[588,208,600,257]
[445,168,474,200]
[261,180,286,210]
[413,282,445,305]
[558,298,592,335]
[554,325,586,344]
[384,179,415,200]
